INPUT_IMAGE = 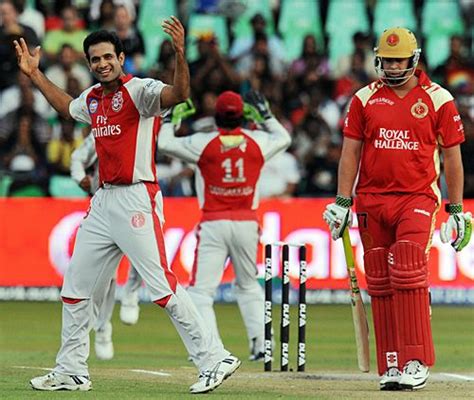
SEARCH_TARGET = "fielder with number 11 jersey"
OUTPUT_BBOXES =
[158,91,291,361]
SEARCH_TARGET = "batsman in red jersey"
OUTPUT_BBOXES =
[323,27,472,391]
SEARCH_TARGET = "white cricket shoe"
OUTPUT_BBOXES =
[399,360,429,390]
[120,290,140,325]
[30,371,91,391]
[379,367,402,391]
[95,321,114,360]
[189,355,241,394]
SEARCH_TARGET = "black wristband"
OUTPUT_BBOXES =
[336,195,353,208]
[445,203,462,214]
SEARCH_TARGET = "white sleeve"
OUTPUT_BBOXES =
[70,133,97,183]
[250,117,292,161]
[128,78,168,118]
[69,87,95,124]
[157,122,215,164]
[281,153,301,184]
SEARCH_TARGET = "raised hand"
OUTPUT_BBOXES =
[162,16,185,55]
[13,37,41,77]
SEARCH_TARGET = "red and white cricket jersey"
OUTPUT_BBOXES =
[344,70,464,202]
[69,75,166,185]
[158,118,291,220]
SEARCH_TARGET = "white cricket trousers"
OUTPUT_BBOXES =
[54,182,228,376]
[188,219,264,354]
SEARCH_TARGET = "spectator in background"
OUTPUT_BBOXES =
[291,85,340,136]
[433,35,473,94]
[16,0,45,39]
[88,0,135,27]
[0,70,53,118]
[292,113,332,169]
[47,116,83,176]
[0,72,51,163]
[258,146,300,198]
[229,13,285,72]
[0,0,39,91]
[333,31,377,80]
[148,39,174,83]
[3,110,49,196]
[334,49,371,108]
[88,0,116,30]
[42,5,89,62]
[234,32,285,81]
[459,102,474,197]
[289,34,329,80]
[112,4,144,75]
[301,140,340,197]
[191,91,217,132]
[189,34,240,98]
[45,44,92,92]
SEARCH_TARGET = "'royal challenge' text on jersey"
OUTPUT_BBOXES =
[69,75,165,185]
[344,70,464,202]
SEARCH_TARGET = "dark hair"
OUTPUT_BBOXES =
[215,113,243,129]
[83,30,124,61]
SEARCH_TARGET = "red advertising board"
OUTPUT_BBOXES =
[0,198,473,289]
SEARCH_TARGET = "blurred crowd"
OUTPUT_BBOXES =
[0,0,473,198]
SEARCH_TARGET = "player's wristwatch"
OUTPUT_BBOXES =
[445,203,463,214]
[336,195,353,208]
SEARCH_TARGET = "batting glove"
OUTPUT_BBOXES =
[440,203,472,252]
[323,195,353,241]
[243,90,273,120]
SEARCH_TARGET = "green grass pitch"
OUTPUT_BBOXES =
[0,301,473,399]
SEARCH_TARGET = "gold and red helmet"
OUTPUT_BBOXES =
[374,27,421,86]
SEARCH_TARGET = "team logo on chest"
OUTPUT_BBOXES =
[111,91,124,112]
[88,99,98,114]
[410,98,428,119]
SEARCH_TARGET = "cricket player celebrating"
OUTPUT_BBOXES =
[16,17,240,394]
[323,27,471,391]
[158,91,291,362]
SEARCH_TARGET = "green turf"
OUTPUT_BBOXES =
[0,302,473,399]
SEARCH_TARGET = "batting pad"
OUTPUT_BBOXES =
[389,241,435,367]
[365,247,400,375]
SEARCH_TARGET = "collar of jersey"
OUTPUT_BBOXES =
[218,127,243,136]
[93,74,133,96]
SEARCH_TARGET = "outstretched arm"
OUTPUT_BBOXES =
[160,16,190,108]
[14,38,73,119]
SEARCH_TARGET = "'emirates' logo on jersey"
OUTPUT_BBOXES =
[374,128,420,151]
[410,98,429,119]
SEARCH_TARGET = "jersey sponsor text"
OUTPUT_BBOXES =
[374,128,419,150]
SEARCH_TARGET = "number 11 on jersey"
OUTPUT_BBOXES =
[222,157,246,183]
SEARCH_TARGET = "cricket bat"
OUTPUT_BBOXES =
[342,228,370,373]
